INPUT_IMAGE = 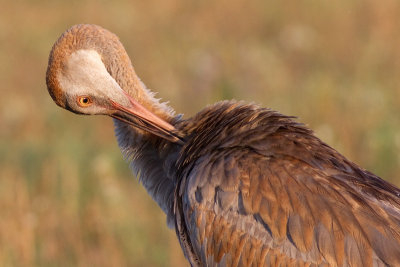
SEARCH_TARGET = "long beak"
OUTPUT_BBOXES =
[110,93,184,144]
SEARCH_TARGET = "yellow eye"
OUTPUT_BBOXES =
[77,96,92,107]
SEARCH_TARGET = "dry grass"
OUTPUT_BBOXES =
[1,0,400,266]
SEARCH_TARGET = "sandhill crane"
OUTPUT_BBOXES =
[46,24,400,266]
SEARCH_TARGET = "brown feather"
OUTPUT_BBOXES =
[174,100,400,266]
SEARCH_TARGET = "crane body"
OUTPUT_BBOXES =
[46,24,400,266]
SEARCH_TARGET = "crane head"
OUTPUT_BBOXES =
[46,24,182,143]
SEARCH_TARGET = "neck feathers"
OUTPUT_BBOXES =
[113,113,181,228]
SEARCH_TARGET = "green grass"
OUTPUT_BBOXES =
[1,0,400,266]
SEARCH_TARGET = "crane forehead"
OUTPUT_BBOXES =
[61,49,107,86]
[57,49,122,98]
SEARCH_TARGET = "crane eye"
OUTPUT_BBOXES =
[77,96,92,107]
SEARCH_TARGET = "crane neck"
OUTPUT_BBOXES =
[113,116,181,228]
[103,50,175,124]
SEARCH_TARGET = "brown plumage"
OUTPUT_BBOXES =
[46,24,400,266]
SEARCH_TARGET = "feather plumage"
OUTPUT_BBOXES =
[46,24,400,267]
[172,101,400,266]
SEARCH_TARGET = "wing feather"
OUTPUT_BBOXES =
[174,102,400,266]
[177,150,400,266]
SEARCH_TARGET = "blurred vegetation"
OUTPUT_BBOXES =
[1,0,400,266]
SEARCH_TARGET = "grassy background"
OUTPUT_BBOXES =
[1,0,400,266]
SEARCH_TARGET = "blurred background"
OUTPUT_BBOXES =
[1,0,400,266]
